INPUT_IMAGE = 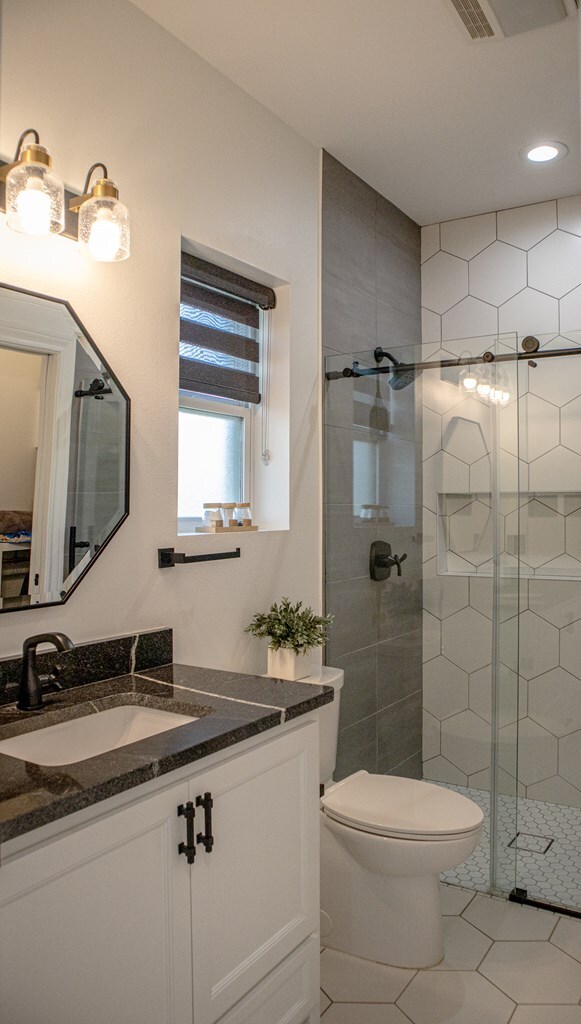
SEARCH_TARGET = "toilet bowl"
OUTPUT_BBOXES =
[320,771,483,968]
[301,667,484,969]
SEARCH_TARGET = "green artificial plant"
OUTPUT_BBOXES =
[245,597,333,656]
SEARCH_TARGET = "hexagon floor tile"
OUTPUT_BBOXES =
[322,1005,410,1022]
[510,1010,581,1024]
[551,917,581,963]
[320,948,414,1003]
[398,970,514,1024]
[479,941,581,1003]
[462,894,556,940]
[430,917,492,970]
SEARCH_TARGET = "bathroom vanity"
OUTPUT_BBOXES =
[0,658,332,1024]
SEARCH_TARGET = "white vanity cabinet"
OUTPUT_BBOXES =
[0,719,320,1024]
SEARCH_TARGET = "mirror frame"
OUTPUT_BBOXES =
[0,282,131,613]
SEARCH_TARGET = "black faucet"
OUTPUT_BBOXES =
[18,633,75,711]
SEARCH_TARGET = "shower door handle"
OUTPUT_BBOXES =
[370,541,408,581]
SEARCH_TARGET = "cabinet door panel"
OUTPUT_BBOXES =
[215,936,319,1024]
[190,722,319,1024]
[0,782,193,1024]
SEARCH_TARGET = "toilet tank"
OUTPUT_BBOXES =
[301,667,344,787]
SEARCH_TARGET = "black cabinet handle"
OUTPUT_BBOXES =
[177,801,196,864]
[196,792,214,853]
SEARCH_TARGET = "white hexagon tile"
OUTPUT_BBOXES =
[422,251,468,314]
[470,241,526,307]
[420,198,581,866]
[497,200,556,250]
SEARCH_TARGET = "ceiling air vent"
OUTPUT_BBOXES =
[448,0,578,39]
[449,0,495,39]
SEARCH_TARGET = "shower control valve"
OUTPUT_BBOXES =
[370,541,408,582]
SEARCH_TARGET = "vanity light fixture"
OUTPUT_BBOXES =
[0,129,64,236]
[460,367,478,392]
[69,163,130,262]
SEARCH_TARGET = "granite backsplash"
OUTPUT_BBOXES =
[0,627,173,706]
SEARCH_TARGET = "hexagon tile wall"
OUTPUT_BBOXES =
[421,194,581,808]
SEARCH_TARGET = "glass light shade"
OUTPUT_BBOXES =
[6,161,64,236]
[477,380,491,397]
[78,196,130,262]
[461,372,478,391]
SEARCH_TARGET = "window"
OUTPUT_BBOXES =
[178,252,275,533]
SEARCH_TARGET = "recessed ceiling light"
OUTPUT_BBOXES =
[521,142,568,163]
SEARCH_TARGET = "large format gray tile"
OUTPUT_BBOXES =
[326,578,379,659]
[377,691,422,773]
[324,366,390,432]
[376,232,421,319]
[376,192,421,260]
[322,150,377,228]
[322,272,377,355]
[324,425,355,505]
[387,748,422,779]
[377,629,422,709]
[323,197,376,296]
[377,433,421,507]
[325,505,377,582]
[378,569,423,642]
[332,644,377,731]
[376,298,421,352]
[335,714,377,779]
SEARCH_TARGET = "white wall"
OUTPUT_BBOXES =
[0,0,321,669]
[421,196,581,809]
[0,348,41,511]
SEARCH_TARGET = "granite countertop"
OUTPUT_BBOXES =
[0,663,333,844]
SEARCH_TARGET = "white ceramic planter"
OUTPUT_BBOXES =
[267,648,311,681]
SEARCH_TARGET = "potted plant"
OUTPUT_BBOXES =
[245,597,334,681]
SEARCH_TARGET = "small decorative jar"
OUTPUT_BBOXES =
[236,502,253,525]
[222,503,237,527]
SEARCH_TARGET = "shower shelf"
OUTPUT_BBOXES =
[437,491,581,581]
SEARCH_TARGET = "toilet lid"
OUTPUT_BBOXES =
[321,771,484,840]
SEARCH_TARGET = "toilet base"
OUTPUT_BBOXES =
[321,825,443,967]
[320,811,480,969]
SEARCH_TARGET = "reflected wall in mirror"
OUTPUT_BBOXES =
[0,284,130,612]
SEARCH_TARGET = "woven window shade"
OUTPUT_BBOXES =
[180,253,275,405]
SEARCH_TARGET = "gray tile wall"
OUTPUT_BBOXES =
[322,151,423,780]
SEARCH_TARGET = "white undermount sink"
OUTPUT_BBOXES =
[0,705,197,766]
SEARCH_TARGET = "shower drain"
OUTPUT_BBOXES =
[508,832,554,855]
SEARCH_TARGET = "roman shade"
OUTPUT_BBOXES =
[179,253,276,405]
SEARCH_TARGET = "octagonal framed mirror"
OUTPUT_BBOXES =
[0,283,130,612]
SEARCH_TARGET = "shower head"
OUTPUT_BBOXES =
[374,347,419,390]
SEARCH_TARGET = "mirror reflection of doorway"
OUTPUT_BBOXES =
[0,346,43,609]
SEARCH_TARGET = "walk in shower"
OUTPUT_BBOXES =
[324,328,581,915]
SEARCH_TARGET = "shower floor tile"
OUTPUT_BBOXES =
[438,784,581,911]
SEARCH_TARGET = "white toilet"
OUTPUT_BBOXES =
[314,667,483,969]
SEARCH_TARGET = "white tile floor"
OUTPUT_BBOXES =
[439,785,581,910]
[319,883,581,1023]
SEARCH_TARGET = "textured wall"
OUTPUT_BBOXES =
[420,196,581,808]
[322,152,423,780]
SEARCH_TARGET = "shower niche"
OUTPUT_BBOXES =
[437,491,581,580]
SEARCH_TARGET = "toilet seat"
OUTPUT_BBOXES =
[321,771,484,841]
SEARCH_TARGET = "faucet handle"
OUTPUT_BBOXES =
[393,553,408,576]
[37,665,64,692]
